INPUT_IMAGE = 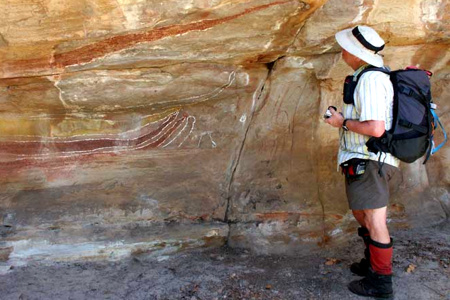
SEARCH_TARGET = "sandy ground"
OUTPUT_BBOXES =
[1,222,449,300]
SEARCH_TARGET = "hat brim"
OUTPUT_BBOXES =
[335,29,384,68]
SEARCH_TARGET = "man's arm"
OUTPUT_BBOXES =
[325,107,385,137]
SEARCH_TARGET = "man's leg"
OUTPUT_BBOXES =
[364,206,393,276]
[364,207,390,243]
[350,210,371,276]
[352,210,366,227]
[348,206,393,298]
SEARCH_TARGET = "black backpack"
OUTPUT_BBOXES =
[343,66,447,164]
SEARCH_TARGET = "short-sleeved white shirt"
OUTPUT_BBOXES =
[337,65,400,168]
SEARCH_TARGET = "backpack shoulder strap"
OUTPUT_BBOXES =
[343,66,391,105]
[357,66,390,79]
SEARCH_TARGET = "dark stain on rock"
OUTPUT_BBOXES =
[132,242,167,256]
[411,44,449,71]
[0,34,8,47]
[202,236,227,248]
[317,233,331,247]
[0,247,13,262]
[0,225,15,238]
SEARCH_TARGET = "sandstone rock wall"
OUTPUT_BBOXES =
[0,0,448,265]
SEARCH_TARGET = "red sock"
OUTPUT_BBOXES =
[369,238,393,275]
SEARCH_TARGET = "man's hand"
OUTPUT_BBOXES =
[324,107,386,137]
[325,107,344,128]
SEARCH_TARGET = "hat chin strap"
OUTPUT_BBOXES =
[352,26,385,54]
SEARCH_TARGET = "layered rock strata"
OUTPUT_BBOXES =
[0,0,448,265]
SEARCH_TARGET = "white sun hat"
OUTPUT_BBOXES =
[335,25,386,68]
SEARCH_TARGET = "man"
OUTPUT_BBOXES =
[325,25,400,299]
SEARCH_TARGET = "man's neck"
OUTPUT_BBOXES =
[354,64,370,75]
[352,61,368,71]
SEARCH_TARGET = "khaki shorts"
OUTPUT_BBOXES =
[345,159,399,210]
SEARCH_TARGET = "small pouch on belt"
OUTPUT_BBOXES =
[340,158,368,180]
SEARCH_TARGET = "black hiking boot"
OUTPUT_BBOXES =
[350,257,370,276]
[348,268,393,299]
